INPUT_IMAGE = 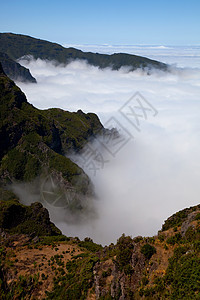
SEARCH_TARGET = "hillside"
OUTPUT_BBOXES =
[0,33,167,72]
[0,195,200,299]
[0,51,36,83]
[0,62,103,217]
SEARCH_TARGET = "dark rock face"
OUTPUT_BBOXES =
[1,202,25,229]
[180,211,196,236]
[130,243,146,288]
[0,61,5,75]
[0,187,61,236]
[0,52,36,83]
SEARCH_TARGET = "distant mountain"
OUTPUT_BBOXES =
[0,32,168,72]
[0,51,36,83]
[0,62,103,216]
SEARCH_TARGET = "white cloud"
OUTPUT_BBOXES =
[16,55,200,245]
[62,44,200,68]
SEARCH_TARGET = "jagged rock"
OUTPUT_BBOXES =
[181,211,196,236]
[32,236,39,243]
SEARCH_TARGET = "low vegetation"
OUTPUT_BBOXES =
[0,33,167,72]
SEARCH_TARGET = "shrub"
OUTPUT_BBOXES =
[158,234,165,242]
[78,239,102,252]
[141,243,156,260]
[195,212,200,220]
[116,234,134,274]
[165,249,200,299]
[166,233,182,245]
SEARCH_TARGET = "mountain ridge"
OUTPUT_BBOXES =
[0,32,168,72]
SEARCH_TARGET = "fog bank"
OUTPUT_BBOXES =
[16,52,200,245]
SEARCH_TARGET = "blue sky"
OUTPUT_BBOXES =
[1,0,200,45]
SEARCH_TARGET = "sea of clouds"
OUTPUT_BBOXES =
[16,46,200,245]
[64,44,200,68]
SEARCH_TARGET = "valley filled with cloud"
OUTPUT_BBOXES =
[17,48,200,245]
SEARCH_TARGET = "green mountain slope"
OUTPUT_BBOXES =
[0,51,36,83]
[0,62,103,213]
[0,32,167,71]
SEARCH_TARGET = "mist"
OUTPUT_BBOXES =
[15,49,200,245]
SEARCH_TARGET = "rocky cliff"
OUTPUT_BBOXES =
[0,187,61,236]
[0,51,36,83]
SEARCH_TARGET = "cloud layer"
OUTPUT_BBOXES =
[63,44,200,68]
[16,53,200,245]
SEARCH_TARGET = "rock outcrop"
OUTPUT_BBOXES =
[0,187,61,236]
[0,51,36,83]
